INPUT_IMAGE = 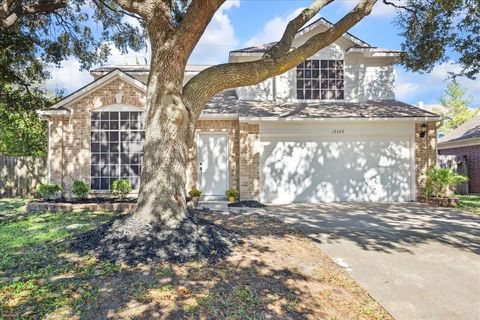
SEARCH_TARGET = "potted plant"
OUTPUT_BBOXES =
[423,167,468,206]
[225,188,239,203]
[187,188,202,209]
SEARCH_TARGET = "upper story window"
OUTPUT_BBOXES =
[90,109,146,191]
[296,59,344,100]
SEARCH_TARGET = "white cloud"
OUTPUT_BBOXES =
[245,8,304,47]
[396,61,480,106]
[45,59,91,93]
[188,1,240,64]
[106,43,150,66]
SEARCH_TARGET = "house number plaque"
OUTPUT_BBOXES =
[331,129,345,134]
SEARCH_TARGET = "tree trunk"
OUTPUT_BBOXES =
[134,52,191,228]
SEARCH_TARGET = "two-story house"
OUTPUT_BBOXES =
[39,18,439,203]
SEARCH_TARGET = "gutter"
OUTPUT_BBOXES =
[437,137,480,150]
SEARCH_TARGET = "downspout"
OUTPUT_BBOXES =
[272,76,277,102]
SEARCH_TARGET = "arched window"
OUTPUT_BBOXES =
[90,104,146,191]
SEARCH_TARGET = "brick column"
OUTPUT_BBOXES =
[415,121,437,197]
[239,123,260,200]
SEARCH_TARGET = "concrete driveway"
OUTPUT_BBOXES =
[265,203,480,320]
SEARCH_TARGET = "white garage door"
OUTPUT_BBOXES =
[259,123,414,203]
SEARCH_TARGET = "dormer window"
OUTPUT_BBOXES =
[296,59,344,100]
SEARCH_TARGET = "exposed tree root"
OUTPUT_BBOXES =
[71,209,239,265]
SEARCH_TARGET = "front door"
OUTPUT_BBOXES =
[197,133,228,196]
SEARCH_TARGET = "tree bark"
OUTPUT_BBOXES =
[134,44,191,228]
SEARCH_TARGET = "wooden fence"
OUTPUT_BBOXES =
[0,155,47,198]
[438,154,469,195]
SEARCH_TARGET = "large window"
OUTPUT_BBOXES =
[90,110,145,191]
[296,59,344,100]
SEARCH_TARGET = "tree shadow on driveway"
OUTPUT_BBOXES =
[265,203,480,254]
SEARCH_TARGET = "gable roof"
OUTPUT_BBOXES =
[47,69,147,110]
[230,17,371,55]
[203,90,439,120]
[438,114,480,144]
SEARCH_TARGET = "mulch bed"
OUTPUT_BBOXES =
[228,200,267,208]
[32,197,138,204]
[70,209,239,265]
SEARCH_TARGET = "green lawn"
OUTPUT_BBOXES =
[0,198,391,320]
[0,199,119,319]
[458,194,480,215]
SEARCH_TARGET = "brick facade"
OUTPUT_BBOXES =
[46,74,436,201]
[48,78,146,197]
[439,145,480,193]
[415,121,437,196]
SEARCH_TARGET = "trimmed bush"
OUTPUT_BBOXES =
[188,188,202,198]
[425,167,468,198]
[38,184,62,200]
[72,180,90,199]
[112,179,132,199]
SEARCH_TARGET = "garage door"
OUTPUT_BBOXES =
[259,124,414,203]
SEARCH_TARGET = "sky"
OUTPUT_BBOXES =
[46,0,480,107]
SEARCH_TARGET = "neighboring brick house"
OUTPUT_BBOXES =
[438,115,480,193]
[38,18,439,203]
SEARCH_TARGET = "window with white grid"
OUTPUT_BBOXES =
[90,110,145,191]
[296,59,344,100]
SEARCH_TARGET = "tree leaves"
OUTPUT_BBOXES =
[396,0,480,79]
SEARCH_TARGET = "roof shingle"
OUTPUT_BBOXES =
[439,114,480,143]
[203,90,439,119]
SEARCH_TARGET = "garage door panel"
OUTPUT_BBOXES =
[260,139,412,203]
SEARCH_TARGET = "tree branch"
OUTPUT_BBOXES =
[382,0,419,24]
[111,0,146,17]
[173,0,226,61]
[265,0,335,59]
[94,0,143,22]
[1,0,67,30]
[183,0,377,119]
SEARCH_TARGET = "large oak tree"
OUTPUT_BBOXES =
[2,0,479,229]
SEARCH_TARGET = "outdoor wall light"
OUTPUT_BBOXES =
[420,123,428,138]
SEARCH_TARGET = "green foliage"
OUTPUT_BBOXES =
[225,188,239,199]
[112,179,132,198]
[37,184,62,200]
[0,84,55,157]
[397,0,480,79]
[1,0,148,157]
[188,188,202,198]
[425,167,468,198]
[436,82,478,133]
[72,180,90,199]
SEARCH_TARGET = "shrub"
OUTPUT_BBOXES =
[188,188,202,198]
[72,180,90,199]
[425,167,468,198]
[225,187,239,199]
[38,184,62,200]
[112,179,132,198]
